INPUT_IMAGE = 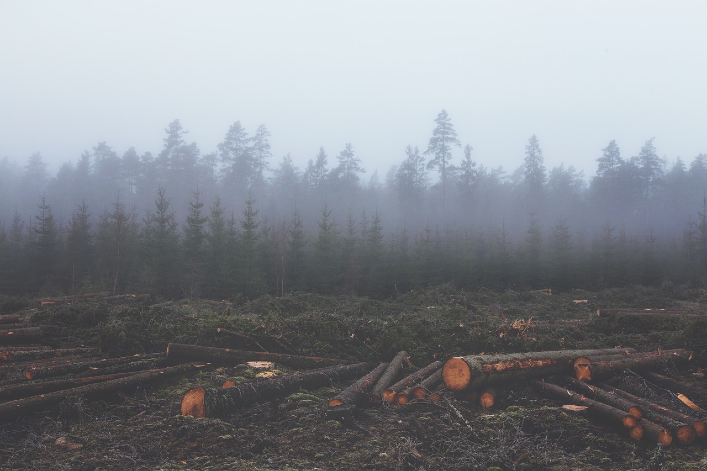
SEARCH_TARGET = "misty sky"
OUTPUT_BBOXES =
[1,1,705,179]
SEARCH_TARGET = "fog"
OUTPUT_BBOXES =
[2,1,706,177]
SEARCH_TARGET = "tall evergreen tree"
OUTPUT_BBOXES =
[313,203,339,292]
[183,190,207,297]
[31,195,59,292]
[65,200,92,293]
[142,188,180,297]
[286,209,308,293]
[523,135,546,209]
[425,110,461,208]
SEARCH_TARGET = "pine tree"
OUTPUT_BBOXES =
[286,209,308,293]
[524,135,546,210]
[183,190,207,297]
[205,197,229,298]
[31,194,59,292]
[238,194,266,297]
[143,188,180,297]
[66,200,92,293]
[425,110,461,208]
[313,203,339,292]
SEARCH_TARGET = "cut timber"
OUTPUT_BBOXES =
[574,351,661,382]
[0,327,43,342]
[596,309,693,317]
[0,372,135,401]
[384,361,443,405]
[0,363,203,421]
[36,292,108,306]
[411,369,443,400]
[0,315,22,324]
[328,362,389,407]
[601,384,702,443]
[182,362,370,418]
[479,388,496,408]
[644,372,707,403]
[0,347,99,362]
[567,378,642,419]
[103,294,151,304]
[576,349,692,382]
[166,343,345,370]
[24,353,163,380]
[443,348,635,392]
[370,351,409,402]
[530,380,641,431]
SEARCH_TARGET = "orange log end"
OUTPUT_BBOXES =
[573,358,591,382]
[677,425,696,445]
[693,421,706,437]
[628,406,642,420]
[382,390,396,405]
[629,425,644,441]
[223,380,236,388]
[479,391,495,408]
[658,429,673,446]
[442,357,471,391]
[328,399,344,408]
[395,394,409,406]
[622,415,637,429]
[181,386,206,418]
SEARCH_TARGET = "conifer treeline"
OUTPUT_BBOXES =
[1,111,707,298]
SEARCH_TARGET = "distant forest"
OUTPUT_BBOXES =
[2,110,707,299]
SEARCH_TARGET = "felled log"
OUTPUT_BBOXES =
[328,362,389,407]
[530,380,641,431]
[0,327,43,343]
[385,361,443,405]
[566,378,643,419]
[182,362,370,418]
[0,347,99,362]
[596,309,694,318]
[25,353,163,380]
[530,319,588,329]
[574,350,659,381]
[36,292,109,306]
[0,363,203,421]
[411,369,443,400]
[103,294,151,304]
[601,383,703,441]
[370,351,409,402]
[0,315,22,325]
[0,372,135,401]
[166,343,345,369]
[575,349,692,382]
[443,348,635,392]
[644,372,707,403]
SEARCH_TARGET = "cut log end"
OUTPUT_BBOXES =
[658,430,673,446]
[223,380,236,388]
[622,415,637,429]
[693,421,706,437]
[479,390,495,408]
[382,390,396,404]
[395,394,409,406]
[628,406,642,420]
[328,399,345,408]
[181,386,206,418]
[24,371,33,381]
[442,357,471,391]
[574,358,591,382]
[676,425,696,445]
[629,425,644,441]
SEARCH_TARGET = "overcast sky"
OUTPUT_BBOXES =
[1,1,705,180]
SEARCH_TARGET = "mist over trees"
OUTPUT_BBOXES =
[2,112,707,299]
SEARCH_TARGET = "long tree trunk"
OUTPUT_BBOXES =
[0,372,136,401]
[411,369,443,400]
[443,348,636,391]
[0,363,203,421]
[328,362,388,407]
[182,362,370,418]
[24,353,164,380]
[0,347,99,362]
[566,377,643,419]
[644,371,707,403]
[166,343,345,369]
[576,349,692,382]
[573,350,668,381]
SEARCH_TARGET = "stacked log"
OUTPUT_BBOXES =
[574,349,692,382]
[644,372,707,403]
[384,361,443,405]
[369,351,409,402]
[328,362,389,407]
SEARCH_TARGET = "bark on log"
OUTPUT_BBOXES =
[370,351,409,402]
[182,362,370,418]
[384,361,443,405]
[411,369,443,400]
[576,349,692,382]
[0,347,99,362]
[0,327,43,342]
[0,363,203,421]
[530,380,642,431]
[443,348,635,392]
[596,309,693,317]
[574,351,664,381]
[166,343,345,370]
[0,372,135,401]
[328,362,389,407]
[644,372,707,403]
[24,353,163,380]
[600,383,703,441]
[566,378,643,419]
[0,315,22,325]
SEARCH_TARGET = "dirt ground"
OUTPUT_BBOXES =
[1,284,706,470]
